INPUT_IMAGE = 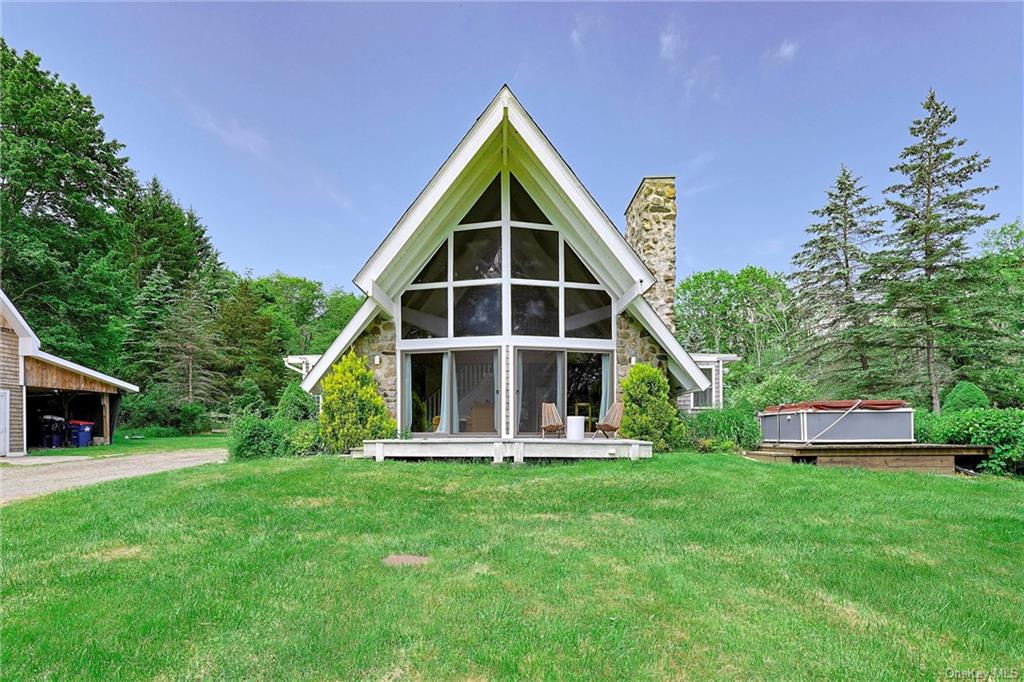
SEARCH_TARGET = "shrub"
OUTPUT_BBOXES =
[285,420,325,456]
[120,385,180,427]
[118,425,182,439]
[229,414,293,460]
[178,401,211,435]
[276,382,318,421]
[922,408,1024,475]
[730,371,815,413]
[619,363,686,452]
[942,381,990,413]
[319,352,395,453]
[230,377,267,417]
[684,407,762,451]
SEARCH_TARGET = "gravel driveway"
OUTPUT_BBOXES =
[1,449,227,504]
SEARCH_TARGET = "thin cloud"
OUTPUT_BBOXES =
[686,150,716,175]
[659,22,686,65]
[764,39,799,63]
[570,11,605,55]
[680,181,718,198]
[684,55,721,101]
[186,101,270,158]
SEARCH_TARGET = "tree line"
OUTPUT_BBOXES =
[0,41,362,423]
[675,91,1022,413]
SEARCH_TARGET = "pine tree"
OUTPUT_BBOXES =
[871,91,997,412]
[154,271,227,406]
[121,263,175,388]
[791,166,883,392]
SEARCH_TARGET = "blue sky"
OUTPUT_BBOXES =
[4,2,1021,291]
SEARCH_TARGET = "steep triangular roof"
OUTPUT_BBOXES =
[303,86,709,394]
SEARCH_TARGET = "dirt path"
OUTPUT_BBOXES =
[0,449,227,504]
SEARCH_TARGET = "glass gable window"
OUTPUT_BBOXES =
[401,288,447,339]
[564,244,598,284]
[512,285,558,336]
[460,175,501,224]
[453,227,501,280]
[564,288,612,339]
[511,227,558,280]
[413,241,447,284]
[453,285,501,337]
[510,174,550,224]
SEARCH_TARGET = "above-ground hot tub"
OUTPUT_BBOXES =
[758,400,914,445]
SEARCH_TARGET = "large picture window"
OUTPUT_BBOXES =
[404,349,499,434]
[400,171,609,342]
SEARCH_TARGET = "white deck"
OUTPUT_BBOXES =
[360,437,653,463]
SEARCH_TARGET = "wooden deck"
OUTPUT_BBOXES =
[744,443,993,475]
[360,437,653,463]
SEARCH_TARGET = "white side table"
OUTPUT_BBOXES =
[566,416,586,441]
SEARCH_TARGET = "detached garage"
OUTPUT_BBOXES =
[1,289,138,456]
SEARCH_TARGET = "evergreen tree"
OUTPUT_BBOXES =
[791,166,883,391]
[154,271,227,406]
[121,263,175,388]
[216,279,288,404]
[870,91,997,412]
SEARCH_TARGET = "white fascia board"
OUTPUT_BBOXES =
[301,299,380,394]
[29,351,139,393]
[690,353,741,363]
[627,298,710,393]
[0,288,40,346]
[353,90,509,295]
[504,96,656,302]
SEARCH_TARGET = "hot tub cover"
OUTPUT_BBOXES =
[763,400,908,414]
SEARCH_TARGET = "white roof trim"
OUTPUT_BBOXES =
[301,299,380,393]
[353,86,655,306]
[690,353,741,363]
[0,288,40,353]
[626,298,711,393]
[29,350,139,393]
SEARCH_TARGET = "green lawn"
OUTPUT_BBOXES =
[3,454,1021,679]
[28,432,228,458]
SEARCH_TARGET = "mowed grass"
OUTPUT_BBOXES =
[2,454,1021,679]
[29,432,228,458]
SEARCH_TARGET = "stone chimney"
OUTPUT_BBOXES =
[625,177,677,329]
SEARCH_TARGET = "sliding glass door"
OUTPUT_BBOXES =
[515,349,611,435]
[403,349,499,435]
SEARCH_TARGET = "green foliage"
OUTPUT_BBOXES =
[285,420,325,456]
[118,426,183,439]
[120,386,181,427]
[916,408,1024,475]
[276,383,318,421]
[229,414,293,460]
[683,407,762,452]
[942,381,990,413]
[619,364,686,452]
[319,352,395,453]
[216,278,288,405]
[178,402,212,435]
[790,165,883,389]
[730,371,815,413]
[230,377,268,417]
[675,267,794,366]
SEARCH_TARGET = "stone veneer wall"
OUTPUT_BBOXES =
[347,315,398,418]
[625,177,677,330]
[615,312,668,401]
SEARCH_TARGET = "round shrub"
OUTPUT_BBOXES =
[619,363,685,452]
[178,401,211,435]
[319,352,395,453]
[229,414,293,460]
[286,419,325,456]
[276,382,318,421]
[925,408,1024,475]
[942,381,990,413]
[230,377,267,417]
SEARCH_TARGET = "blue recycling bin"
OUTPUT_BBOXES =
[68,421,94,448]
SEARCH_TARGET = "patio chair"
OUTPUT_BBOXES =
[540,402,565,438]
[592,401,624,439]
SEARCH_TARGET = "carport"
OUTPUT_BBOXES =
[24,352,137,448]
